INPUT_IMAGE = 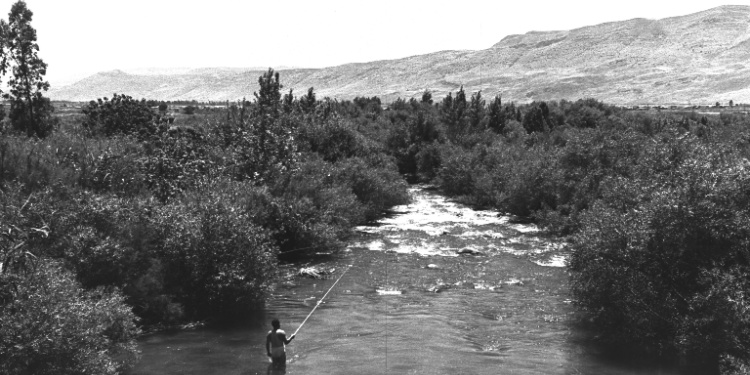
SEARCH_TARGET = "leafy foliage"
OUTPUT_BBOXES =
[10,53,750,371]
[81,93,158,137]
[570,137,750,363]
[0,261,139,375]
[0,186,139,375]
[157,193,278,318]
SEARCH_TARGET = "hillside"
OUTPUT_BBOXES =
[49,5,750,105]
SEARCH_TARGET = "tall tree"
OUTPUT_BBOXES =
[299,87,316,114]
[254,67,282,119]
[282,88,294,114]
[487,95,506,133]
[234,69,297,182]
[421,90,433,105]
[440,86,468,139]
[253,68,282,166]
[4,0,54,137]
[522,101,551,133]
[468,90,485,129]
[0,20,7,122]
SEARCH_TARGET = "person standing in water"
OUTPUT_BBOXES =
[266,318,295,367]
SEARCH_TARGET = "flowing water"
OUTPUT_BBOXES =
[129,187,696,375]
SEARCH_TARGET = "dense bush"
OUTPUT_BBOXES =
[0,187,139,375]
[8,96,57,138]
[81,94,158,137]
[0,261,139,375]
[267,159,363,254]
[334,156,410,221]
[569,138,750,364]
[157,197,278,319]
[299,117,362,162]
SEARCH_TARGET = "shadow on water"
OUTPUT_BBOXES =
[562,312,721,375]
[265,363,286,375]
[128,187,708,375]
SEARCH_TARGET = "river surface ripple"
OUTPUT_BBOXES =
[128,187,692,375]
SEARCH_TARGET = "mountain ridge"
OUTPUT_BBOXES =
[50,5,750,105]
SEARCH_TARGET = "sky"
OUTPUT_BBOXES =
[1,0,749,86]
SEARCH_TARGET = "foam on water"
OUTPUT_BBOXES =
[354,186,568,265]
[533,255,568,268]
[458,230,506,239]
[356,187,516,236]
[376,289,403,295]
[366,240,384,250]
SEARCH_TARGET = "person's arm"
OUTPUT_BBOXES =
[283,333,295,345]
[266,334,272,357]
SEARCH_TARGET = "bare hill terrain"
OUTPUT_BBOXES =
[50,5,750,105]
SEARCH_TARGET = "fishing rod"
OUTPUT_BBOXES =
[292,264,352,337]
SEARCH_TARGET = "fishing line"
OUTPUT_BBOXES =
[385,251,388,374]
[292,264,352,337]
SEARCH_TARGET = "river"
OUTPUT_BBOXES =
[128,186,697,375]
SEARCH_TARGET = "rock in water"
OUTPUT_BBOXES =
[457,248,483,256]
[298,267,333,279]
[427,283,450,293]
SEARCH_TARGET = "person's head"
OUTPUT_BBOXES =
[272,318,280,330]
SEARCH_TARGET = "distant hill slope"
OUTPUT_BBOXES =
[49,5,750,105]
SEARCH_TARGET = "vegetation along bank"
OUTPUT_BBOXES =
[1,1,749,373]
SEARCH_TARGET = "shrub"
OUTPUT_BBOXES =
[157,198,278,319]
[83,147,146,196]
[0,260,139,375]
[138,128,214,202]
[436,145,476,196]
[334,156,410,221]
[230,114,298,184]
[81,94,157,137]
[268,159,365,255]
[570,140,750,365]
[299,117,361,162]
[415,141,442,180]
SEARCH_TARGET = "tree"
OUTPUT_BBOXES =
[487,95,506,133]
[299,87,316,114]
[522,101,551,133]
[0,22,7,123]
[421,90,433,105]
[3,1,54,137]
[233,69,298,182]
[282,88,294,113]
[254,67,282,119]
[440,86,467,139]
[467,90,485,129]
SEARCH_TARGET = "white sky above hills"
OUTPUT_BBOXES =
[0,0,747,87]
